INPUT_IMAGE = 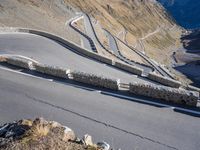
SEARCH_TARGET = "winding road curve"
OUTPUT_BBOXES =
[0,20,200,150]
[70,13,172,78]
[104,29,153,75]
[68,14,155,76]
[67,14,97,52]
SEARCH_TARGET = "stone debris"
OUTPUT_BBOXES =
[82,134,93,146]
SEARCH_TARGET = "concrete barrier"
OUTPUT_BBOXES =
[5,56,32,69]
[27,30,112,65]
[68,70,118,90]
[113,61,143,75]
[147,72,181,88]
[129,82,199,106]
[0,28,112,65]
[187,85,200,94]
[34,63,68,79]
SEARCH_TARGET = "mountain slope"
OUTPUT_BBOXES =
[64,0,182,64]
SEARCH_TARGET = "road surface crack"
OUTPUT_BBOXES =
[25,94,179,150]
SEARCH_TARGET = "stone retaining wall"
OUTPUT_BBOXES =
[68,70,118,90]
[129,82,199,106]
[113,61,143,75]
[5,57,32,69]
[34,63,68,79]
[147,72,181,88]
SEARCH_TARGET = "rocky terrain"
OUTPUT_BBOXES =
[0,118,109,150]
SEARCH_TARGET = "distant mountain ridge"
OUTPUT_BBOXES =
[158,0,200,29]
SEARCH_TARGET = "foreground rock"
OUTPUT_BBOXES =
[0,118,109,150]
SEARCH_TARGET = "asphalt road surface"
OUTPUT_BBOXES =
[0,32,154,84]
[104,30,153,75]
[0,67,200,150]
[0,32,200,150]
[84,15,153,75]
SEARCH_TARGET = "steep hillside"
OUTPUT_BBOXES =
[0,0,80,44]
[64,0,182,64]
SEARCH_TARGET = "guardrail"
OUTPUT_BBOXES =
[113,61,143,76]
[147,72,181,88]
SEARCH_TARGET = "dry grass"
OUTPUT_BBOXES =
[0,118,100,150]
[27,124,50,138]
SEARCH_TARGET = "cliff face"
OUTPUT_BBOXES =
[65,0,182,65]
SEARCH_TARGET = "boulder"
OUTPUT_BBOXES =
[62,126,76,142]
[97,141,110,150]
[82,134,93,146]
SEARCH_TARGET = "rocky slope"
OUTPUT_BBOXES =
[0,0,81,44]
[0,118,108,150]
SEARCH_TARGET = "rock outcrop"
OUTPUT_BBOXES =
[0,118,110,150]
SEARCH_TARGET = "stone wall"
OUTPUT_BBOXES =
[129,82,199,106]
[147,72,181,88]
[34,63,68,79]
[5,56,32,69]
[113,61,143,75]
[68,70,118,90]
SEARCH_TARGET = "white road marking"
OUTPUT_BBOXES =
[0,66,53,82]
